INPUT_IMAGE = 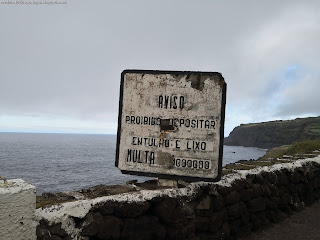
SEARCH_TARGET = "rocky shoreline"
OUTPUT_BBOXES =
[37,179,185,209]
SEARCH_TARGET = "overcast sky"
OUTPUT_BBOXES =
[0,0,319,136]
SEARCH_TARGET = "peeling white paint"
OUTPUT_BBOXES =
[0,179,36,240]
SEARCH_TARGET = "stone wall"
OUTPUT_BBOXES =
[0,179,37,240]
[36,157,320,240]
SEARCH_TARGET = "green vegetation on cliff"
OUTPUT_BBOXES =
[222,139,320,175]
[259,139,320,161]
[224,116,320,149]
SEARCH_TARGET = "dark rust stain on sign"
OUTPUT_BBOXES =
[160,119,174,131]
[157,151,175,168]
[186,73,205,91]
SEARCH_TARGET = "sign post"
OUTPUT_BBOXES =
[115,70,226,182]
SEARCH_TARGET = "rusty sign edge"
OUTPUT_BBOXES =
[115,69,226,182]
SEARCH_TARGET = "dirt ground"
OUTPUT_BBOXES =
[240,200,320,240]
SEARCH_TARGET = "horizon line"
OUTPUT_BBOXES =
[0,130,117,135]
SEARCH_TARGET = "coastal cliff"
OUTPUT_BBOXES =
[224,116,320,149]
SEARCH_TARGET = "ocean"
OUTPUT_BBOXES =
[0,133,266,195]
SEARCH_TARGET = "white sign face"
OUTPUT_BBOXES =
[116,70,226,182]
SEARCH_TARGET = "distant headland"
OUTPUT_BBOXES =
[225,116,320,149]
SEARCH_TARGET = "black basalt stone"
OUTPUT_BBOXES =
[262,184,272,197]
[114,201,150,218]
[289,171,307,184]
[212,194,225,210]
[246,197,266,212]
[240,188,254,202]
[250,214,262,230]
[227,202,245,220]
[231,179,246,192]
[36,226,51,240]
[153,198,188,224]
[192,217,210,232]
[95,201,117,215]
[269,184,280,197]
[252,173,267,185]
[306,170,315,180]
[180,202,196,218]
[277,172,289,185]
[216,185,231,196]
[81,212,103,236]
[47,223,68,237]
[288,183,298,194]
[121,215,166,240]
[279,192,292,207]
[97,215,123,240]
[221,222,231,239]
[252,184,264,197]
[166,222,196,240]
[224,191,240,205]
[209,208,227,232]
[265,171,278,184]
[265,197,279,209]
[313,177,320,189]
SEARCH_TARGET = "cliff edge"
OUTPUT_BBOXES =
[224,116,320,149]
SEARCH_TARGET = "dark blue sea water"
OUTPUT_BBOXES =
[0,133,266,195]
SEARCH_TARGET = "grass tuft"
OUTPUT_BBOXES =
[286,139,320,155]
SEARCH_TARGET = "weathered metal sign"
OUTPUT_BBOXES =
[115,70,226,182]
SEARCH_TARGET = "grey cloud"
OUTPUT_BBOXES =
[0,0,319,133]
